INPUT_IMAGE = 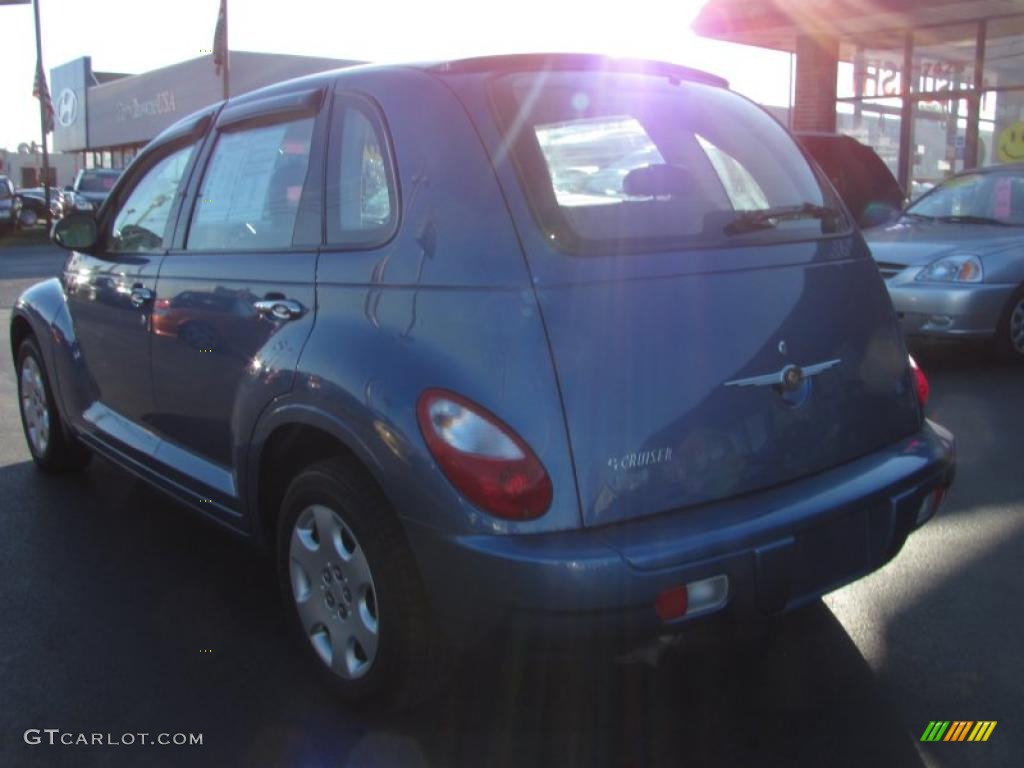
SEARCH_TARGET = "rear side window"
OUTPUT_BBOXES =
[493,72,845,253]
[325,97,397,247]
[108,144,194,253]
[187,117,315,251]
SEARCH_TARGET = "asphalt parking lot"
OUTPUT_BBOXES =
[1,240,1021,768]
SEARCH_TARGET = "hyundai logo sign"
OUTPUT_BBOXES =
[56,88,78,128]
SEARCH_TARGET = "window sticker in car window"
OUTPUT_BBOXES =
[695,134,769,211]
[534,116,665,207]
[188,118,314,251]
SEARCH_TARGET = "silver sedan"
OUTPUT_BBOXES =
[865,164,1024,362]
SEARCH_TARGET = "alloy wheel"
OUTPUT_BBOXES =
[20,355,50,456]
[289,504,380,679]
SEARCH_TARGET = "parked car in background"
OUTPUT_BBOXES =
[32,186,73,216]
[796,132,905,228]
[68,168,122,212]
[866,164,1024,362]
[15,188,64,227]
[0,175,23,235]
[12,54,954,709]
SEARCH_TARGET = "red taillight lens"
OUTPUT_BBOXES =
[655,586,688,622]
[416,389,552,520]
[909,355,929,408]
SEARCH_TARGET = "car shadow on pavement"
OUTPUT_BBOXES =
[0,456,927,768]
[915,340,1024,515]
[868,521,1024,768]
[375,606,927,768]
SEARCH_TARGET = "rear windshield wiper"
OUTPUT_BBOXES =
[935,214,1012,227]
[722,203,842,235]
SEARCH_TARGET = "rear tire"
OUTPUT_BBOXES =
[276,457,452,710]
[992,285,1024,364]
[16,337,92,473]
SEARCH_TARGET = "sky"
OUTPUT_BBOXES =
[0,0,794,151]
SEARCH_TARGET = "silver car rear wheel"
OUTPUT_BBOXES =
[1010,297,1024,355]
[289,504,380,680]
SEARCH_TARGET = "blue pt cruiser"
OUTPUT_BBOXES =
[10,54,954,709]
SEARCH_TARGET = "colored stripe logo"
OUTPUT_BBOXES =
[921,721,997,742]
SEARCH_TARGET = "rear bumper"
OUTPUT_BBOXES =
[405,420,955,648]
[886,281,1015,339]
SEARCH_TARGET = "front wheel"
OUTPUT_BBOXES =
[276,457,451,710]
[16,338,91,472]
[993,286,1024,364]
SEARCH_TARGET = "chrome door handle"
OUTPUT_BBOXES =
[254,298,305,321]
[129,287,154,307]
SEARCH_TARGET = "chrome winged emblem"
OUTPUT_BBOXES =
[724,359,841,392]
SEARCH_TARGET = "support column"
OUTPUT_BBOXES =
[792,33,839,132]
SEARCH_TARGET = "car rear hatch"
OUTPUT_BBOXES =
[463,63,923,528]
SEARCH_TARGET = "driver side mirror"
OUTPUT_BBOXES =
[52,212,98,251]
[859,202,900,230]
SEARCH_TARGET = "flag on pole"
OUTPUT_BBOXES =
[32,62,54,134]
[213,0,228,76]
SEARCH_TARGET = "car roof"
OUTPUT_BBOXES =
[156,53,729,149]
[225,53,728,107]
[421,53,728,87]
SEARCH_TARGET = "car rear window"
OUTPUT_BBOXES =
[492,71,846,253]
[77,172,119,192]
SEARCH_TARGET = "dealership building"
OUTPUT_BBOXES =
[49,51,359,171]
[694,0,1024,195]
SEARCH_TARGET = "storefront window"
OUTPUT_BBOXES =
[836,98,902,177]
[911,23,977,94]
[982,15,1024,89]
[979,88,1024,166]
[910,96,970,193]
[837,37,906,100]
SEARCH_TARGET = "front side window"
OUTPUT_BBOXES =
[108,145,194,253]
[907,171,1024,225]
[188,117,315,251]
[326,100,397,246]
[493,71,846,252]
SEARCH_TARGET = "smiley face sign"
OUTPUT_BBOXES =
[997,121,1024,163]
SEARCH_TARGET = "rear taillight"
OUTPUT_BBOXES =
[655,575,730,622]
[909,355,929,408]
[416,389,552,520]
